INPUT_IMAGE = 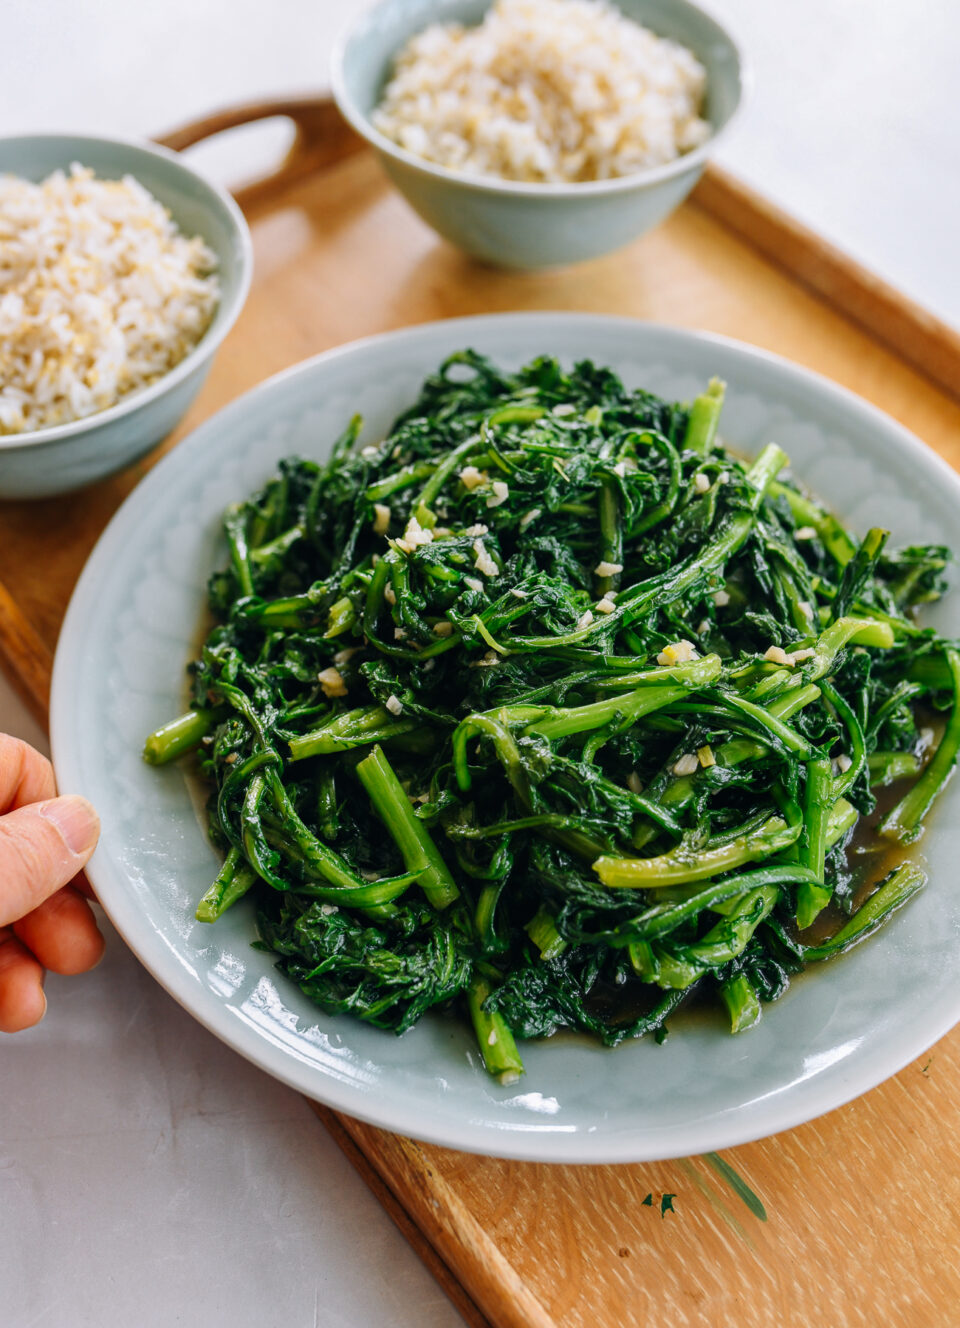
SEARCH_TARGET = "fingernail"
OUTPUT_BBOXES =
[39,796,100,857]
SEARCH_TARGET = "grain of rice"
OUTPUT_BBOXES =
[0,165,218,435]
[373,0,710,185]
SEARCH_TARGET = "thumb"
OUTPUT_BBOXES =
[0,795,100,928]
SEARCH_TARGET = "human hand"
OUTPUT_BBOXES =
[0,733,102,1032]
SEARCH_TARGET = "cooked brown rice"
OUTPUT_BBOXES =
[0,165,219,435]
[372,0,711,185]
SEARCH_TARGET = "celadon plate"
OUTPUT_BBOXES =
[51,314,960,1162]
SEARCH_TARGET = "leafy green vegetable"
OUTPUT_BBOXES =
[145,352,957,1079]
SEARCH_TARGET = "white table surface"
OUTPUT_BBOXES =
[0,675,465,1328]
[2,3,958,1325]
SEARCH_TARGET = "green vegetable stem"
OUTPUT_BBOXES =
[144,351,951,1073]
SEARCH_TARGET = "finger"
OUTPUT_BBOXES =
[13,886,105,975]
[72,869,97,901]
[0,795,100,928]
[0,733,57,812]
[0,929,47,1033]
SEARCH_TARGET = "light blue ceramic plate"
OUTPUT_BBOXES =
[50,314,960,1162]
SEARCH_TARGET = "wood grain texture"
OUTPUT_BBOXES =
[691,165,960,405]
[314,1105,554,1328]
[311,1103,496,1328]
[2,143,960,1328]
[338,1060,960,1328]
[0,578,51,728]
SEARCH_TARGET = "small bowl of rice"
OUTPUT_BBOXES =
[332,0,745,269]
[0,133,252,499]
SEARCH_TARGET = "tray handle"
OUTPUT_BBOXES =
[155,95,364,199]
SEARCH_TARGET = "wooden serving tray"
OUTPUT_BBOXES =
[3,100,960,1328]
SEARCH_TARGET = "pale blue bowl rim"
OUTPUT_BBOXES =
[331,0,750,199]
[0,131,253,452]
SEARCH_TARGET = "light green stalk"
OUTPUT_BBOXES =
[356,745,459,909]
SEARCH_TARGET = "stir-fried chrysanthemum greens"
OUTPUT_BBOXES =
[144,353,959,1082]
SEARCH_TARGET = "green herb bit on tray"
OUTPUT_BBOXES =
[144,352,959,1083]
